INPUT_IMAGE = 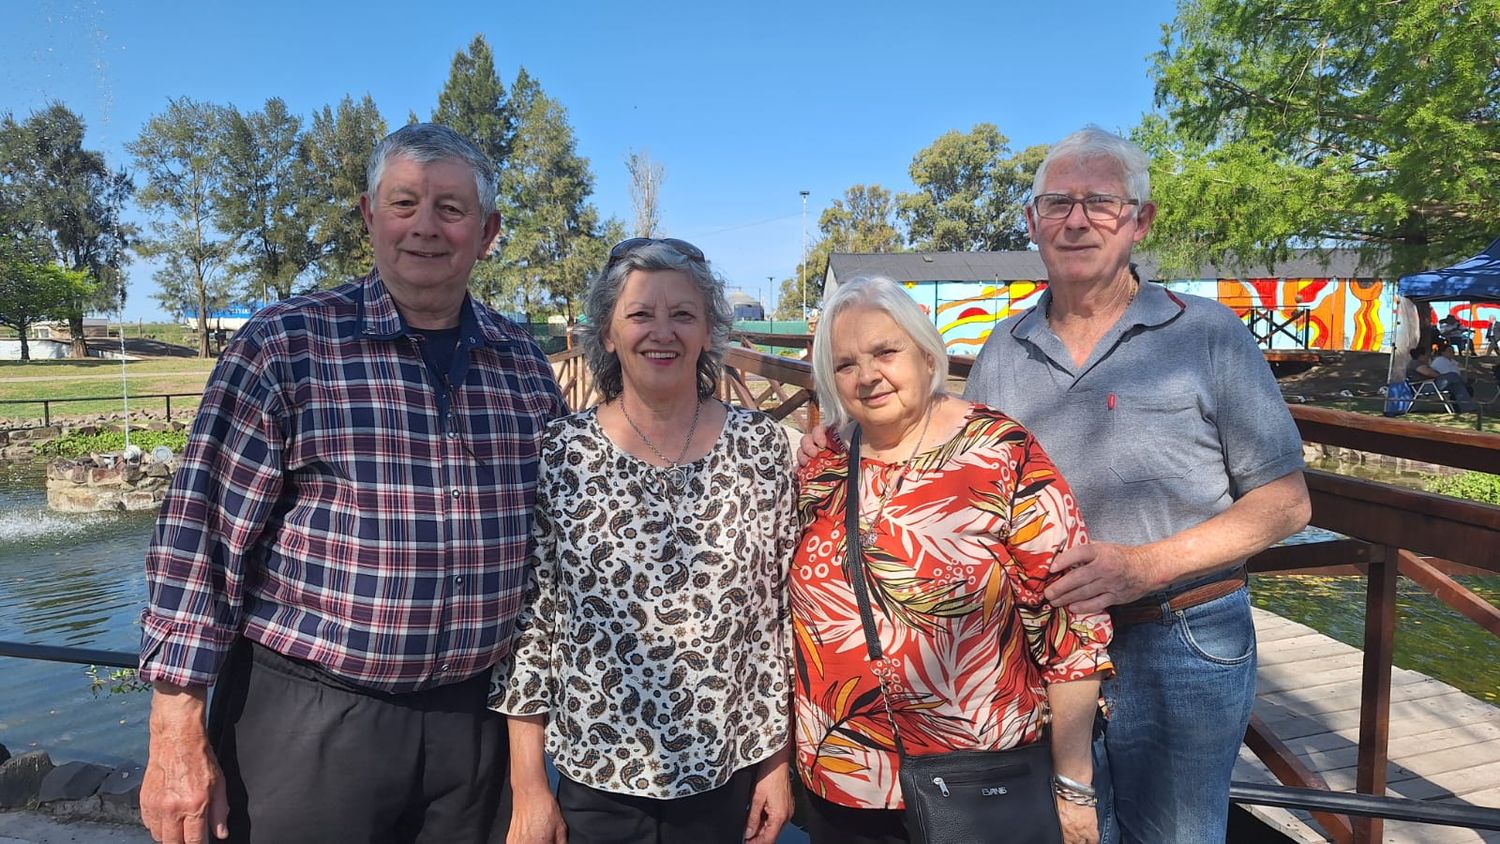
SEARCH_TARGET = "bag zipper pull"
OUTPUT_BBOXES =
[933,776,950,797]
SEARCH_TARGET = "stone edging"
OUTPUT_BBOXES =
[0,744,141,826]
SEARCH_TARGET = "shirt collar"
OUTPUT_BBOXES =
[355,269,512,349]
[1011,267,1185,343]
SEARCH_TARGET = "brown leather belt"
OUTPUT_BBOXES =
[1110,566,1248,625]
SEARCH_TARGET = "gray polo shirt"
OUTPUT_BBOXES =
[964,282,1304,593]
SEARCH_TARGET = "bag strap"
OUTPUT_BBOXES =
[844,428,909,757]
[845,428,884,660]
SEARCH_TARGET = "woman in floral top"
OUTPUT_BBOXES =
[794,276,1114,844]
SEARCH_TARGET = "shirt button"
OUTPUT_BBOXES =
[451,488,461,498]
[441,663,451,672]
[454,576,464,585]
[447,429,458,439]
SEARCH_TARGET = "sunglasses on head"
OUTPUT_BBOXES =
[606,237,706,264]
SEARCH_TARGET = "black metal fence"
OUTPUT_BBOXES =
[0,392,203,428]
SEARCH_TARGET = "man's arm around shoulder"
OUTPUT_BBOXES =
[1044,471,1311,613]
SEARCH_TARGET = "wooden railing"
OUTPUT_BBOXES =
[552,336,1500,842]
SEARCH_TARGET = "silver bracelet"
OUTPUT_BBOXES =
[1053,781,1098,808]
[1053,773,1096,797]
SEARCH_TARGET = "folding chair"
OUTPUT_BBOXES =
[1409,379,1457,413]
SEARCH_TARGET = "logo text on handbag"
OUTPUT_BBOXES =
[981,786,1009,796]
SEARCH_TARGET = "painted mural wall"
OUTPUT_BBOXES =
[894,276,1500,355]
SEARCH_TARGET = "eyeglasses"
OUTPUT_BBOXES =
[606,237,706,264]
[1031,193,1140,221]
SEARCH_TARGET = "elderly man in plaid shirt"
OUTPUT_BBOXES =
[136,124,565,844]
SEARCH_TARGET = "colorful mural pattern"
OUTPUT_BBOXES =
[884,276,1500,355]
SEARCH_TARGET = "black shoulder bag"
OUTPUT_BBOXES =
[844,427,1063,844]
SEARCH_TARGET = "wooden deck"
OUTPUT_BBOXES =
[1238,608,1500,842]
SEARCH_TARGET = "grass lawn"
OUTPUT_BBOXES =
[0,358,215,422]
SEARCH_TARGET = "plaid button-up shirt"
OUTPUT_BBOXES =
[140,272,565,693]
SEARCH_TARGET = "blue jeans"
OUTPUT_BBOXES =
[1095,588,1257,844]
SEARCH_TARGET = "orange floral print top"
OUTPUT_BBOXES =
[792,404,1114,809]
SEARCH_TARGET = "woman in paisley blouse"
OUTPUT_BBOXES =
[495,238,797,844]
[794,276,1114,844]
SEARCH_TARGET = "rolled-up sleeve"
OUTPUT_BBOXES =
[139,333,287,687]
[1004,435,1114,685]
[1210,312,1306,496]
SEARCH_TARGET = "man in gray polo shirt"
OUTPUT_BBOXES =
[964,127,1310,843]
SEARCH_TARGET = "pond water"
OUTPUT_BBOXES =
[0,458,1495,774]
[0,461,152,765]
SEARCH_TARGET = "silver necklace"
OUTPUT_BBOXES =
[859,405,934,549]
[619,397,702,495]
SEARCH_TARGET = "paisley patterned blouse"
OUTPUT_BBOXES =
[792,404,1114,809]
[493,405,797,798]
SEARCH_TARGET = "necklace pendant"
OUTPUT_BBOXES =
[860,528,880,549]
[663,465,689,494]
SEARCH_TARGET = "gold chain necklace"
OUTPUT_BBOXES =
[619,397,702,495]
[858,405,934,550]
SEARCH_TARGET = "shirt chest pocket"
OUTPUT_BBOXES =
[1107,391,1207,484]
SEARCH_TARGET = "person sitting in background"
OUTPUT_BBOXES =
[1409,346,1477,412]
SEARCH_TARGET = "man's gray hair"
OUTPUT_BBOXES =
[1033,125,1151,205]
[581,242,733,402]
[366,123,499,213]
[812,276,949,433]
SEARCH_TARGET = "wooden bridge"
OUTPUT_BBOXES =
[552,332,1500,843]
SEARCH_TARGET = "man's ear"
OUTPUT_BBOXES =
[481,211,502,258]
[1132,201,1158,243]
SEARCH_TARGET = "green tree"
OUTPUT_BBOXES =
[129,98,232,358]
[432,35,513,170]
[773,184,904,320]
[306,95,387,284]
[1146,0,1500,276]
[216,98,321,303]
[897,124,1046,252]
[0,256,93,360]
[818,183,903,257]
[495,68,602,322]
[0,103,133,358]
[773,263,819,321]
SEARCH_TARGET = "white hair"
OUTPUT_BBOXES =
[1033,125,1151,205]
[811,276,948,432]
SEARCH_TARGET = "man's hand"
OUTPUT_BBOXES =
[140,684,228,844]
[505,788,567,844]
[1043,542,1161,614]
[744,749,792,844]
[1056,798,1099,844]
[795,424,838,468]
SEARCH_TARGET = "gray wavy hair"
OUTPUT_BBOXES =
[366,123,499,213]
[581,242,733,401]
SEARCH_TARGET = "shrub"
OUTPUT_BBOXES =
[39,429,189,458]
[1426,471,1500,505]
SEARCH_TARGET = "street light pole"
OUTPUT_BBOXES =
[799,190,810,323]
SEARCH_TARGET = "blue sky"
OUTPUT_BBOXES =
[6,0,1180,321]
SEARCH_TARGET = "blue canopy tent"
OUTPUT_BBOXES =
[1397,238,1500,303]
[1384,238,1500,416]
